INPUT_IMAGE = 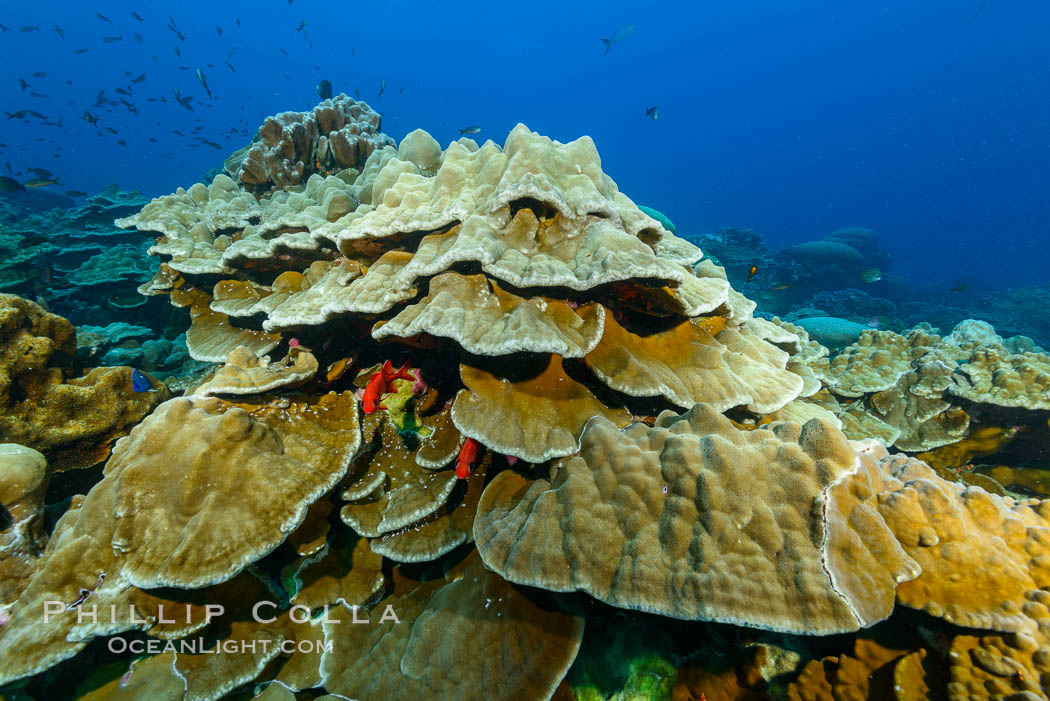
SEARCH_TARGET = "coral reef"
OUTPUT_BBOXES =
[3,114,1049,701]
[0,186,160,329]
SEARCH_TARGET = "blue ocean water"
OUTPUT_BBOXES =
[2,0,1048,288]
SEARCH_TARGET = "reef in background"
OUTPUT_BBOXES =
[691,225,1050,349]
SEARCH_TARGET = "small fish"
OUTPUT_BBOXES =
[353,87,360,99]
[104,126,118,135]
[65,189,87,197]
[131,11,145,21]
[0,176,25,193]
[133,33,143,44]
[95,13,113,23]
[72,48,88,54]
[131,73,147,84]
[24,177,60,188]
[174,45,182,58]
[215,24,222,36]
[228,46,239,58]
[949,283,970,294]
[173,87,194,112]
[167,17,186,41]
[196,68,213,99]
[25,167,51,178]
[224,61,236,72]
[296,19,307,31]
[19,25,41,33]
[101,35,123,43]
[114,87,131,96]
[117,140,127,146]
[457,125,481,135]
[131,368,152,392]
[399,86,403,94]
[376,79,386,98]
[860,268,882,283]
[746,265,758,282]
[600,24,634,54]
[29,92,47,98]
[316,79,332,100]
[32,71,47,78]
[18,78,29,92]
[645,105,659,120]
[52,25,63,38]
[81,111,99,126]
[456,437,482,479]
[0,23,9,33]
[770,283,792,291]
[6,111,26,119]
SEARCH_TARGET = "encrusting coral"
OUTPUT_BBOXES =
[0,294,168,469]
[4,111,1048,701]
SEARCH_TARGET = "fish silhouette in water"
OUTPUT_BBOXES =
[969,0,986,19]
[316,79,332,100]
[600,24,634,54]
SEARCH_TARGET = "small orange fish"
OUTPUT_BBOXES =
[456,437,482,479]
[770,283,791,291]
[746,265,758,283]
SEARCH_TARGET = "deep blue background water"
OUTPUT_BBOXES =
[2,0,1048,287]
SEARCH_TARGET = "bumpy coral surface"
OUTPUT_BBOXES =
[474,404,919,635]
[233,94,394,192]
[0,294,168,469]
